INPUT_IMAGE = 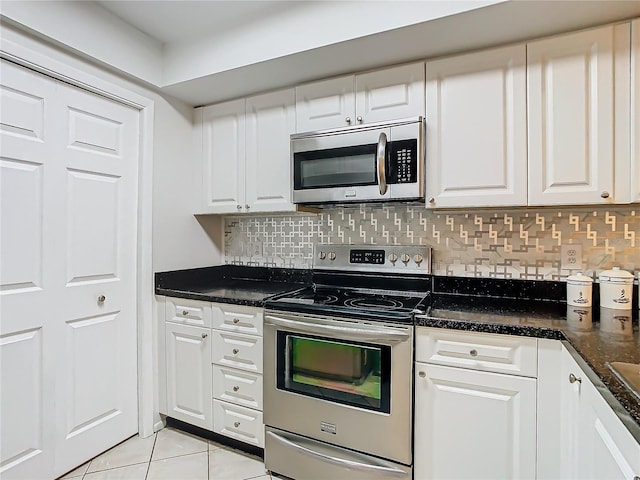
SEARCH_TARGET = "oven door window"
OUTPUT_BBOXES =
[276,332,391,413]
[293,144,378,190]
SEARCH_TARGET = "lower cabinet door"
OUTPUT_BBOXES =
[414,363,537,480]
[165,323,212,429]
[213,400,264,447]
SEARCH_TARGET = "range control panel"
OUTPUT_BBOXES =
[314,244,432,275]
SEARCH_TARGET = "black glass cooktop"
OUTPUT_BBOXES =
[266,285,430,322]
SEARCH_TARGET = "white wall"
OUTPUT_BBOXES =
[0,0,163,86]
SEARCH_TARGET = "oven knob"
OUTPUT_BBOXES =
[318,251,326,260]
[401,254,410,264]
[389,253,398,264]
[414,254,424,265]
[328,252,336,261]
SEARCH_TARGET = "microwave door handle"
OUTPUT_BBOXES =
[377,131,388,195]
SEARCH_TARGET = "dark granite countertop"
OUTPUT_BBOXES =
[155,267,639,441]
[155,265,311,307]
[417,293,640,443]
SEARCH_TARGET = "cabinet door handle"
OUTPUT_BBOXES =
[569,373,582,384]
[201,333,208,339]
[345,117,351,124]
[233,386,240,392]
[232,318,240,324]
[469,349,478,357]
[232,348,239,355]
[601,191,610,199]
[418,371,426,378]
[237,204,242,210]
[182,310,189,316]
[356,115,363,123]
[234,421,241,428]
[428,196,435,204]
[98,295,106,303]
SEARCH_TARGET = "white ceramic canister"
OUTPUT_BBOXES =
[566,272,593,307]
[598,267,634,310]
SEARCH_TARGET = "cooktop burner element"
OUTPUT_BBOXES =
[343,296,405,310]
[265,244,432,322]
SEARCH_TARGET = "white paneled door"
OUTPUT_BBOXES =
[0,60,139,479]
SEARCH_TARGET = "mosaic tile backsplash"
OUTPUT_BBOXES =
[223,205,639,280]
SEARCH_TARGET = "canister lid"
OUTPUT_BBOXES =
[567,272,593,285]
[598,266,634,283]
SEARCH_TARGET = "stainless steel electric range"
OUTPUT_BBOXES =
[263,244,432,480]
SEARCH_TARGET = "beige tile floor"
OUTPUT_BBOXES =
[58,427,272,480]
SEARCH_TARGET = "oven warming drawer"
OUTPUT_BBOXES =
[265,427,412,479]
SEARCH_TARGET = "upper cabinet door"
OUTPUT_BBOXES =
[355,62,425,125]
[632,19,640,203]
[201,99,246,214]
[295,76,355,132]
[425,45,527,208]
[528,24,630,205]
[245,89,296,213]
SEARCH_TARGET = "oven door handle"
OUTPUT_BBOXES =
[264,315,410,343]
[266,431,409,478]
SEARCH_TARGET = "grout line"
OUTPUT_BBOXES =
[144,432,158,480]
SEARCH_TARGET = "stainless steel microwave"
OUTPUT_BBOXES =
[291,117,425,205]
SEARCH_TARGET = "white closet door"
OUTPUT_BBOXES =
[0,60,140,479]
[0,60,57,480]
[52,78,139,476]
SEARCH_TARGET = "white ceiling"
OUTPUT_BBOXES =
[96,1,306,44]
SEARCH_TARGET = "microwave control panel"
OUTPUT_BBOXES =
[388,139,418,184]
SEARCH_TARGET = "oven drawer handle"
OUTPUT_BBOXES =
[265,315,410,343]
[266,431,408,478]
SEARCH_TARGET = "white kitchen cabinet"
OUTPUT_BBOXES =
[632,19,640,203]
[211,303,265,447]
[414,363,537,480]
[559,347,640,480]
[165,321,213,430]
[199,88,295,214]
[425,44,527,208]
[295,62,425,132]
[528,23,631,205]
[414,328,538,480]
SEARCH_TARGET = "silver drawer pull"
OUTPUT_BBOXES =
[182,310,189,316]
[232,348,239,355]
[233,386,239,392]
[569,373,582,384]
[232,318,240,324]
[469,349,478,357]
[234,421,240,428]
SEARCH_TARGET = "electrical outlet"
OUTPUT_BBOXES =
[245,241,263,257]
[560,244,582,270]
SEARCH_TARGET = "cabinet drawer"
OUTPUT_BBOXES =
[166,298,212,328]
[416,327,538,377]
[213,365,263,410]
[212,330,263,373]
[212,304,263,336]
[213,399,264,448]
